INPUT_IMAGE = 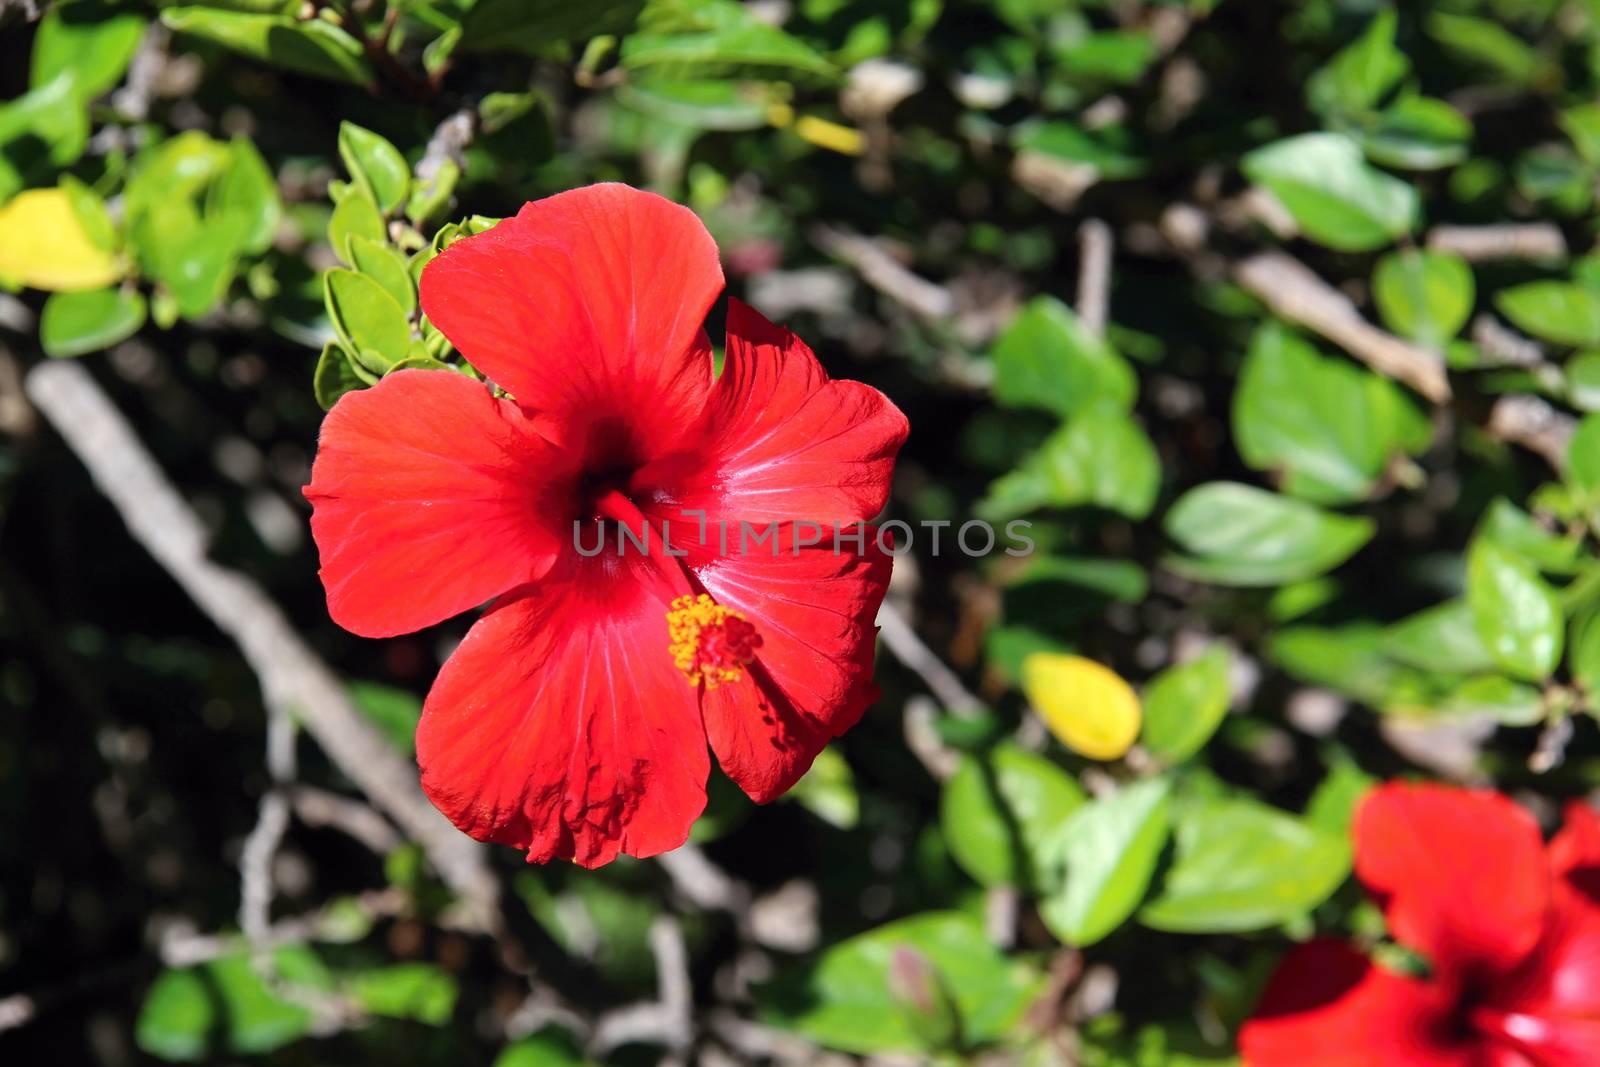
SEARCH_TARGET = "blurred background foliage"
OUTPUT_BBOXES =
[3,0,1600,1063]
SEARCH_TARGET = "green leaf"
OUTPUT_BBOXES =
[617,78,773,131]
[1562,104,1600,168]
[1572,606,1600,694]
[31,0,148,101]
[756,912,1042,1055]
[1269,623,1446,712]
[979,410,1160,521]
[1443,675,1545,726]
[1305,10,1407,118]
[1382,599,1495,675]
[132,200,243,319]
[1567,353,1600,412]
[1426,12,1542,87]
[1012,121,1146,180]
[324,268,410,370]
[1053,30,1155,86]
[493,1034,594,1067]
[1242,133,1418,252]
[40,287,145,358]
[885,945,962,1052]
[346,235,416,314]
[338,122,409,215]
[787,745,859,829]
[329,186,386,263]
[0,74,89,199]
[942,743,1085,890]
[1373,250,1474,347]
[1496,282,1600,347]
[622,0,836,79]
[1140,799,1351,933]
[1232,324,1431,504]
[346,963,457,1025]
[1140,646,1232,764]
[160,8,374,85]
[1039,777,1171,947]
[1568,414,1600,507]
[208,137,281,256]
[1304,756,1375,838]
[136,947,332,1061]
[1467,538,1564,681]
[460,0,643,54]
[1164,482,1376,587]
[1359,95,1472,171]
[990,296,1137,418]
[1478,498,1585,575]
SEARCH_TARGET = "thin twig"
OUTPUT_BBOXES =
[1234,251,1452,403]
[1075,219,1113,337]
[24,362,501,930]
[291,785,403,854]
[1487,394,1576,472]
[877,602,983,717]
[810,224,955,320]
[1427,223,1567,262]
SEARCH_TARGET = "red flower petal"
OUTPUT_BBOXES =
[1240,940,1472,1067]
[1549,801,1600,894]
[650,298,907,528]
[1354,783,1549,985]
[305,369,569,638]
[1480,885,1600,1067]
[695,526,892,803]
[419,184,724,459]
[414,556,708,867]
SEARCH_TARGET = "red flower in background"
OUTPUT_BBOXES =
[1241,783,1600,1067]
[304,184,907,867]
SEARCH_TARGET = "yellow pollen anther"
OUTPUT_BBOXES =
[665,594,762,689]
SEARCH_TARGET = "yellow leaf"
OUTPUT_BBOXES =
[1022,653,1141,760]
[0,187,122,292]
[793,115,866,156]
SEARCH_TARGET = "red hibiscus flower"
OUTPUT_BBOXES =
[1241,782,1600,1067]
[304,184,908,867]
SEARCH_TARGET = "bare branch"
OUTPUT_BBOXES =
[1075,219,1113,338]
[877,602,983,718]
[291,785,403,854]
[24,361,501,930]
[810,224,954,321]
[1427,223,1567,263]
[1487,394,1577,472]
[1234,251,1452,403]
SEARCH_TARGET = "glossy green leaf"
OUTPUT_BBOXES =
[159,7,373,85]
[1569,414,1600,505]
[991,296,1136,418]
[40,287,145,358]
[1242,133,1418,252]
[1567,353,1600,412]
[31,0,148,101]
[1467,539,1564,681]
[346,235,416,314]
[208,137,280,256]
[136,947,332,1061]
[1233,324,1431,504]
[0,74,89,200]
[1443,675,1546,726]
[1165,482,1375,587]
[329,186,386,263]
[313,340,367,410]
[1373,250,1474,347]
[346,963,457,1025]
[1305,10,1407,118]
[1140,646,1232,764]
[1360,95,1472,171]
[1140,799,1350,933]
[1478,498,1585,575]
[324,269,411,370]
[621,0,835,79]
[979,410,1160,521]
[1497,282,1600,347]
[339,122,409,215]
[942,743,1085,890]
[1383,599,1495,675]
[1039,777,1171,947]
[1304,756,1375,838]
[756,912,1042,1054]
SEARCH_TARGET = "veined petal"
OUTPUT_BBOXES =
[694,525,891,803]
[1240,940,1474,1067]
[415,556,709,867]
[1354,783,1549,987]
[305,369,569,638]
[649,298,907,529]
[419,184,724,460]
